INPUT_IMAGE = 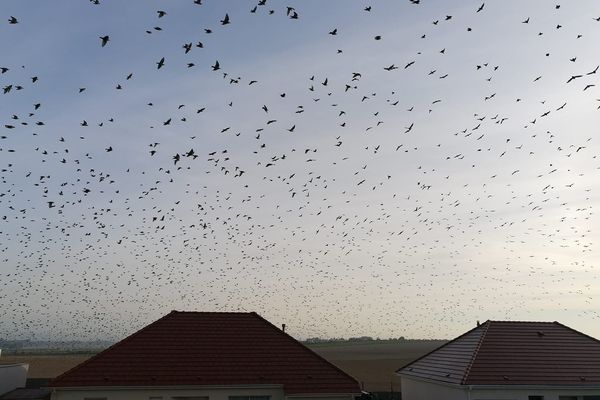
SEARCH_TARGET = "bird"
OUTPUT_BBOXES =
[221,13,230,25]
[8,16,18,24]
[1,0,599,345]
[99,35,110,47]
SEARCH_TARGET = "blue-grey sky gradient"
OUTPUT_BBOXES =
[0,0,599,341]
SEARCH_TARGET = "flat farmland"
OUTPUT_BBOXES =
[0,354,92,378]
[308,341,446,392]
[0,341,445,392]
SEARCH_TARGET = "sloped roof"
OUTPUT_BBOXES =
[49,311,360,395]
[398,320,600,386]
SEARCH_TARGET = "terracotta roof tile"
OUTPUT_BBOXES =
[398,320,600,386]
[49,311,360,395]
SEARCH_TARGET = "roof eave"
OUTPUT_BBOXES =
[49,383,284,391]
[398,375,600,391]
[286,393,361,398]
[467,384,600,390]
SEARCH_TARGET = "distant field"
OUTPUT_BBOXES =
[0,341,445,392]
[308,341,446,392]
[0,354,92,379]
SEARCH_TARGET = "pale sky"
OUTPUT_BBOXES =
[0,0,599,342]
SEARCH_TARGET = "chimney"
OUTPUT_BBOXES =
[282,323,286,332]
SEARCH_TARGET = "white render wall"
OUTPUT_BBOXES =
[288,396,355,400]
[51,385,285,400]
[400,376,600,400]
[0,363,28,396]
[50,385,356,400]
[471,388,600,400]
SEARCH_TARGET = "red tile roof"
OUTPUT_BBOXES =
[49,311,360,395]
[398,320,600,386]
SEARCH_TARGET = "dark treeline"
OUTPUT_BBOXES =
[303,336,447,344]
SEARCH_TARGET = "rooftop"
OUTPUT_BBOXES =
[49,311,360,395]
[397,320,600,386]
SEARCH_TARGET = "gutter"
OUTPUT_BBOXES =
[50,384,284,391]
[400,375,600,391]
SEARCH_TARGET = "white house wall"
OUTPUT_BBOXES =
[288,394,354,400]
[471,388,600,400]
[400,376,600,400]
[50,386,356,400]
[288,395,355,400]
[0,363,28,396]
[51,385,286,400]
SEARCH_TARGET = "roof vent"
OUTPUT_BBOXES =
[477,320,480,327]
[446,373,452,377]
[282,323,286,332]
[103,376,109,382]
[580,376,587,382]
[537,331,545,337]
[503,376,509,381]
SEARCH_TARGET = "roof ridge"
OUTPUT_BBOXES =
[49,311,177,386]
[486,320,556,324]
[171,310,253,314]
[249,312,359,385]
[461,320,490,385]
[395,322,481,374]
[553,320,600,345]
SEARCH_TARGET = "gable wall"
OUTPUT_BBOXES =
[0,363,28,396]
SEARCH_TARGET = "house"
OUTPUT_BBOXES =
[0,363,29,397]
[0,388,51,400]
[397,320,600,400]
[48,311,361,400]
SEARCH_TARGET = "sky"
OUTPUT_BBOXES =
[0,0,599,342]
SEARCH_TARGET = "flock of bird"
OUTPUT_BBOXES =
[0,0,599,341]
